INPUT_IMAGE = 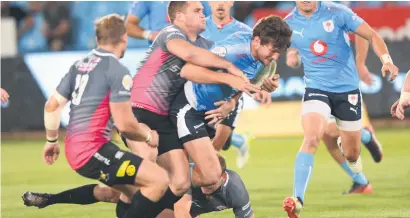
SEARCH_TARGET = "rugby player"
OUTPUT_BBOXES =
[283,2,399,217]
[39,14,173,218]
[1,88,9,103]
[169,15,290,189]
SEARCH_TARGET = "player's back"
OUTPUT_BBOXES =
[131,25,214,116]
[187,32,263,111]
[285,1,363,92]
[190,169,253,217]
[201,16,252,42]
[59,48,131,170]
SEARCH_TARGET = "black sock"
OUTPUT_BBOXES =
[116,200,131,218]
[124,191,157,218]
[146,187,182,218]
[48,184,98,206]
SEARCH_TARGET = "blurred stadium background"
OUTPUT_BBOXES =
[1,1,410,218]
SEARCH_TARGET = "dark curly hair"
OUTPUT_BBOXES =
[253,15,292,52]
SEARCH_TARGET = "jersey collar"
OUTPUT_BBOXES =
[294,1,323,20]
[213,16,234,29]
[92,48,118,59]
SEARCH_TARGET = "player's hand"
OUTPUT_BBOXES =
[228,76,260,96]
[43,142,60,165]
[146,130,159,148]
[205,100,235,125]
[381,62,399,81]
[357,64,374,85]
[261,74,280,93]
[253,90,272,104]
[1,88,9,103]
[286,49,301,68]
[391,98,410,120]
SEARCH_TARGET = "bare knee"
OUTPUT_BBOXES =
[343,146,361,161]
[199,161,222,186]
[169,173,190,196]
[303,135,321,150]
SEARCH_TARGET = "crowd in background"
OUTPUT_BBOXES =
[1,1,409,53]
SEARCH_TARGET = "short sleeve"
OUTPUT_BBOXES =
[128,1,149,19]
[209,38,244,63]
[106,60,132,102]
[337,4,364,32]
[158,26,187,52]
[226,173,254,218]
[56,65,75,99]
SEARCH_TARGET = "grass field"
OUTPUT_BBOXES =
[2,128,410,218]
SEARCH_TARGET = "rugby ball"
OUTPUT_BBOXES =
[251,60,277,86]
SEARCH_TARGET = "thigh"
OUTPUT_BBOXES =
[332,89,362,131]
[76,142,143,187]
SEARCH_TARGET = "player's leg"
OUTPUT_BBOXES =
[360,103,383,162]
[283,88,331,217]
[75,142,169,218]
[334,89,363,174]
[322,120,371,194]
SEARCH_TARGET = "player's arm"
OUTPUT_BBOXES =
[166,39,244,78]
[107,63,157,146]
[126,2,158,41]
[355,34,374,85]
[228,177,254,218]
[173,194,193,218]
[339,5,398,81]
[391,70,410,119]
[286,47,301,69]
[43,66,74,165]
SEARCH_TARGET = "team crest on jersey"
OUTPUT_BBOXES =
[211,47,227,57]
[122,75,133,91]
[322,20,334,32]
[348,94,359,106]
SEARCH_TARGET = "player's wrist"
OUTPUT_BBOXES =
[399,91,410,104]
[142,30,152,40]
[380,54,393,65]
[46,136,58,144]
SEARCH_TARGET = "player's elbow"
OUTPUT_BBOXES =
[180,64,194,79]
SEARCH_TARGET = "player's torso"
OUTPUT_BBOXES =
[191,33,263,111]
[190,183,230,216]
[67,51,115,142]
[286,3,359,92]
[131,25,214,115]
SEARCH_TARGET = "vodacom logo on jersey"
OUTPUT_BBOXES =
[310,40,328,56]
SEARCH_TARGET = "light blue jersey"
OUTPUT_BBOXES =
[129,1,212,32]
[201,16,252,42]
[285,1,364,93]
[185,32,264,111]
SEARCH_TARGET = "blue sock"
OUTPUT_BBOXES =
[361,128,372,144]
[341,161,368,185]
[293,152,314,203]
[231,133,244,149]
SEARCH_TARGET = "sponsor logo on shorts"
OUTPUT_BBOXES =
[94,152,111,165]
[193,123,205,129]
[308,93,328,98]
[99,171,110,182]
[350,107,358,115]
[116,160,136,177]
[114,151,124,160]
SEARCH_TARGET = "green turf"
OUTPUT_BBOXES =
[2,128,410,218]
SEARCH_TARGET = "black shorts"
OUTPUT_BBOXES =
[219,96,243,129]
[302,88,362,131]
[170,91,215,144]
[76,142,143,187]
[120,108,183,155]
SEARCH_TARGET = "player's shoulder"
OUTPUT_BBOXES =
[226,31,252,43]
[159,24,187,39]
[225,169,245,188]
[232,19,253,32]
[284,7,298,23]
[322,1,353,14]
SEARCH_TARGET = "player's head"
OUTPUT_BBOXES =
[94,14,127,59]
[209,1,234,20]
[295,1,318,14]
[251,15,292,66]
[168,1,206,33]
[201,154,227,195]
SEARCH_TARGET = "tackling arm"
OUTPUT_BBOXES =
[125,14,157,41]
[167,39,243,78]
[180,63,239,85]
